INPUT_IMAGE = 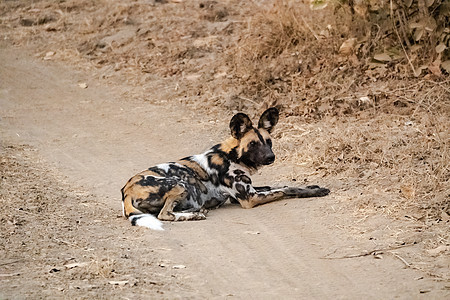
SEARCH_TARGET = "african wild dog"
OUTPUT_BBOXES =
[121,107,330,230]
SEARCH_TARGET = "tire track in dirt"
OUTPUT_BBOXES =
[1,45,447,299]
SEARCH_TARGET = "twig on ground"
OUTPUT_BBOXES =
[299,15,319,41]
[238,96,259,106]
[53,237,78,247]
[391,252,411,267]
[321,242,417,259]
[0,273,21,277]
[0,259,23,267]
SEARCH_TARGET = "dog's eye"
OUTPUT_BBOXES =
[266,139,272,147]
[249,141,257,147]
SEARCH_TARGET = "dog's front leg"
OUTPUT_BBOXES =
[279,185,330,198]
[236,185,330,209]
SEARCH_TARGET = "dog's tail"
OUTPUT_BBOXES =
[122,189,164,231]
[129,214,164,231]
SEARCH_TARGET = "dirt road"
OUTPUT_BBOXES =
[1,45,447,299]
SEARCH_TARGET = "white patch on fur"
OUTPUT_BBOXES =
[130,214,164,231]
[240,123,247,133]
[144,175,165,180]
[173,162,185,168]
[192,151,214,174]
[156,163,171,173]
[221,185,237,198]
[174,212,196,221]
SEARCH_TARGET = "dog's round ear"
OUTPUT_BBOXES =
[230,113,253,139]
[258,107,279,133]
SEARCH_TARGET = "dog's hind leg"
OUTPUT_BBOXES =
[157,185,206,222]
[157,185,186,221]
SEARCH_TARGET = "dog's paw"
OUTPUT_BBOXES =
[314,187,330,197]
[283,186,330,198]
[199,208,209,215]
[194,212,207,220]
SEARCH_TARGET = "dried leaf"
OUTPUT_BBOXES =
[185,74,201,81]
[368,61,386,68]
[310,0,328,10]
[359,96,371,104]
[405,0,413,7]
[428,58,442,76]
[354,3,367,17]
[441,210,450,222]
[386,47,402,60]
[425,0,434,7]
[413,28,424,41]
[108,280,128,286]
[414,65,428,77]
[245,231,261,235]
[172,265,186,269]
[78,83,88,89]
[424,17,437,32]
[373,53,391,62]
[409,22,424,29]
[339,38,357,56]
[400,185,415,199]
[44,51,55,60]
[441,60,450,73]
[410,44,423,52]
[435,43,446,53]
[64,262,88,269]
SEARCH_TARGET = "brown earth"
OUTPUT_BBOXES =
[0,0,449,299]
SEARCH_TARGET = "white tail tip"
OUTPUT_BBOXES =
[129,214,164,231]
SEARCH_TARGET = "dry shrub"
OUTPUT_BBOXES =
[229,1,345,110]
[226,0,449,117]
[323,0,450,75]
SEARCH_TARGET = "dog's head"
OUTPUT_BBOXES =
[226,107,279,170]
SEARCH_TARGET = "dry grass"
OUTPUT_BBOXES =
[227,1,342,111]
[272,81,449,222]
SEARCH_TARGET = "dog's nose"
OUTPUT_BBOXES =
[265,154,275,164]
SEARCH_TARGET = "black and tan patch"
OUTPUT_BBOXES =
[178,158,209,181]
[218,137,239,154]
